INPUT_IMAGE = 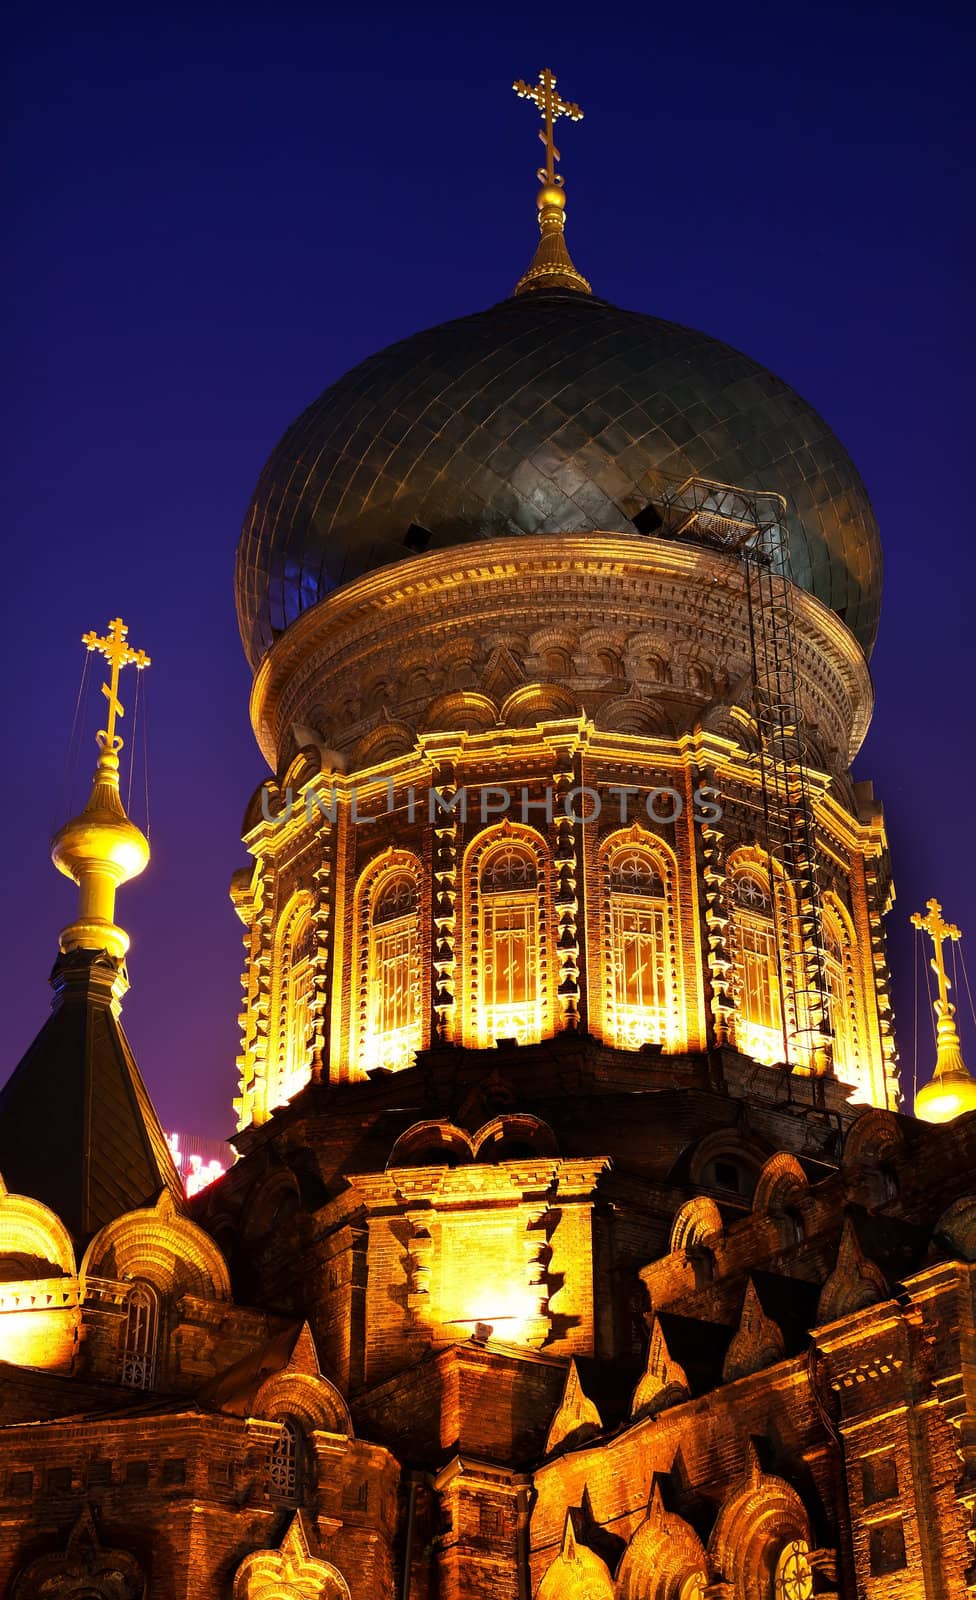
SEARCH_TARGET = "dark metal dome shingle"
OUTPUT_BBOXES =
[236,291,882,667]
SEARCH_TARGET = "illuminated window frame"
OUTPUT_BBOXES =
[728,854,801,1068]
[598,831,682,1051]
[463,826,552,1049]
[271,895,317,1111]
[822,897,865,1097]
[353,852,424,1075]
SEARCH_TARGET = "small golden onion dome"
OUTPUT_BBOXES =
[914,1067,976,1124]
[51,743,149,959]
[913,1002,976,1124]
[52,748,149,886]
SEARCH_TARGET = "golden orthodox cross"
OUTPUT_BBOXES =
[81,615,151,753]
[513,68,583,186]
[912,897,962,1010]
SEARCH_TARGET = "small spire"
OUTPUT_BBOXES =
[911,898,976,1123]
[51,617,151,963]
[512,68,591,297]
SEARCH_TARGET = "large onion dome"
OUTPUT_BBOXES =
[236,287,882,668]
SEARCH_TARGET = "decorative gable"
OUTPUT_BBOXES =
[546,1358,604,1454]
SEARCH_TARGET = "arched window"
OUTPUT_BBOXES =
[478,841,543,1045]
[268,1416,302,1503]
[120,1280,159,1390]
[731,868,788,1066]
[364,870,422,1072]
[822,910,862,1094]
[274,902,316,1109]
[774,1540,814,1600]
[605,847,676,1048]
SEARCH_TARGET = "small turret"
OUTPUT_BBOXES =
[0,614,182,1235]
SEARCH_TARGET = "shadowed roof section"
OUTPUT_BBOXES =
[0,949,184,1240]
[198,1321,306,1416]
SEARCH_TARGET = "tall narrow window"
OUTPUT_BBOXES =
[608,850,672,1047]
[365,872,421,1072]
[268,1416,301,1503]
[275,905,316,1108]
[823,914,861,1093]
[733,871,786,1066]
[479,844,542,1045]
[120,1280,159,1390]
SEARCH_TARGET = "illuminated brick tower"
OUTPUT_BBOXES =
[2,70,976,1600]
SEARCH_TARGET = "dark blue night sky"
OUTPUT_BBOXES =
[4,0,972,1138]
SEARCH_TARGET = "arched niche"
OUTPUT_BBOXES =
[752,1153,808,1216]
[423,690,499,733]
[669,1196,724,1255]
[595,696,674,737]
[688,1129,767,1202]
[388,1121,475,1170]
[500,683,581,726]
[349,720,416,770]
[842,1108,906,1171]
[240,1167,303,1241]
[472,1113,558,1162]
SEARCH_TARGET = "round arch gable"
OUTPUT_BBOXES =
[616,1496,707,1600]
[708,1464,812,1599]
[0,1177,75,1278]
[81,1191,231,1302]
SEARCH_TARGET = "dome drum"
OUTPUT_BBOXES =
[248,535,873,778]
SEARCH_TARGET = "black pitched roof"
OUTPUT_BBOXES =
[0,949,183,1240]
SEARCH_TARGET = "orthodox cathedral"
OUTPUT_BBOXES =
[1,71,975,1600]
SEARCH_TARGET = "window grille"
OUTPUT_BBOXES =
[120,1281,159,1390]
[269,1417,301,1502]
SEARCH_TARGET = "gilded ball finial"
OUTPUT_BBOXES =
[537,183,566,213]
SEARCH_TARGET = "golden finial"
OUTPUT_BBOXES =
[512,68,591,297]
[51,617,152,962]
[911,898,976,1123]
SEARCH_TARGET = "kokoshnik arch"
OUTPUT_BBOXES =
[1,67,976,1600]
